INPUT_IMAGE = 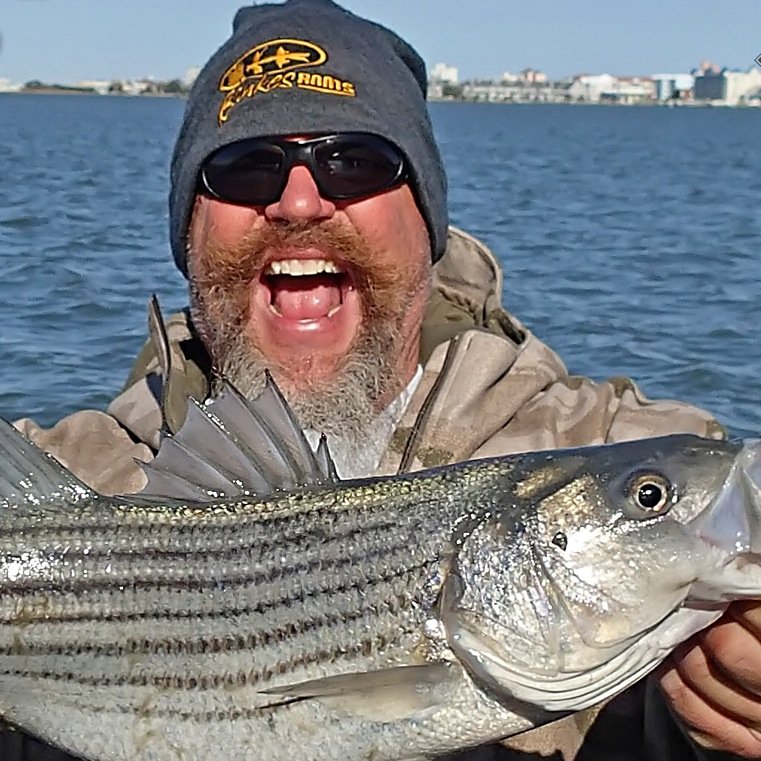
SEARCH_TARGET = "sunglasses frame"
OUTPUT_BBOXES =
[198,132,407,206]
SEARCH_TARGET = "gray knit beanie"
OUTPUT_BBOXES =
[169,0,448,276]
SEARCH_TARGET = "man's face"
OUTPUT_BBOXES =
[187,139,432,436]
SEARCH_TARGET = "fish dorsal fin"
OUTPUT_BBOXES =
[147,294,202,436]
[139,373,338,501]
[259,663,458,722]
[0,418,95,507]
[147,295,173,389]
[316,434,339,482]
[147,294,180,434]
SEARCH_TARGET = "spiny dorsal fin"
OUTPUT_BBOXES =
[0,418,96,507]
[316,434,339,483]
[147,294,190,435]
[147,294,173,384]
[139,373,339,501]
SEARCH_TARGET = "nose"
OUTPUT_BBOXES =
[264,165,336,223]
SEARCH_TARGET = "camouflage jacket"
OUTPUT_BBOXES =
[8,226,727,761]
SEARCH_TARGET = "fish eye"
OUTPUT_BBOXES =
[627,472,674,516]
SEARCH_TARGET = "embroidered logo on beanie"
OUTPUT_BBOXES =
[218,39,357,124]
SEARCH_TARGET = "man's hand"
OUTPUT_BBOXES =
[659,600,761,757]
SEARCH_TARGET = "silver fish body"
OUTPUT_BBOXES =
[1,384,760,761]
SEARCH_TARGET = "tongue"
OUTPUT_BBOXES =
[270,274,342,320]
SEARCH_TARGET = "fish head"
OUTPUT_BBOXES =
[440,435,755,712]
[685,437,761,596]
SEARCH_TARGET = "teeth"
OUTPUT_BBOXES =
[265,259,342,276]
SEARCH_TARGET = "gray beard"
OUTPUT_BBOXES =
[212,322,400,441]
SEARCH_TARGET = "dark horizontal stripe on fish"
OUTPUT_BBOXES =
[0,500,408,555]
[0,510,407,566]
[0,522,430,599]
[0,573,425,658]
[0,478,444,540]
[0,557,433,630]
[7,696,311,725]
[0,632,406,692]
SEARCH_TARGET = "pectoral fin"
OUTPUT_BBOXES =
[259,663,457,721]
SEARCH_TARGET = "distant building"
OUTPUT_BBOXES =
[76,80,112,95]
[0,78,21,93]
[693,69,723,100]
[461,81,513,101]
[568,73,617,102]
[429,63,459,84]
[119,79,158,95]
[694,66,761,105]
[428,63,460,99]
[184,67,201,87]
[460,78,567,103]
[696,59,722,75]
[652,73,694,101]
[568,74,654,104]
[520,68,547,84]
[601,77,654,104]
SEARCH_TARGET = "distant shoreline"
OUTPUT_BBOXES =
[0,88,184,98]
[1,89,757,109]
[427,97,758,108]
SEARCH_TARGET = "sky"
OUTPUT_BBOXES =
[1,0,760,85]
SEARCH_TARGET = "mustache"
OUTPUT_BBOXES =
[193,222,372,284]
[190,221,420,325]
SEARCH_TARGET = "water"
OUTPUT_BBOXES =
[1,94,760,438]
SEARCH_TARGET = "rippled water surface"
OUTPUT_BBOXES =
[1,94,760,437]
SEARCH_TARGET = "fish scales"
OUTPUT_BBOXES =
[2,378,761,761]
[0,456,528,760]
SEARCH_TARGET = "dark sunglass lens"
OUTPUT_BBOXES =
[202,142,286,205]
[314,137,403,198]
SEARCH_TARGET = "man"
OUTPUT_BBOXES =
[7,1,761,759]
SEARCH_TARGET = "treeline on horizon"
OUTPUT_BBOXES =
[19,79,190,95]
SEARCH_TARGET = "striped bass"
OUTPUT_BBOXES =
[1,378,761,761]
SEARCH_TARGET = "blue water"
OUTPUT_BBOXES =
[1,94,760,438]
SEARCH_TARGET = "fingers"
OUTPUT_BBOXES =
[659,605,761,757]
[700,604,761,698]
[660,659,736,752]
[731,599,761,640]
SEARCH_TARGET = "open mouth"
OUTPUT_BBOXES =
[260,257,356,323]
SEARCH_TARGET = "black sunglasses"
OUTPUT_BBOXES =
[199,133,407,206]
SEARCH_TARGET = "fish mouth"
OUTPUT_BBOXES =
[686,440,761,602]
[691,440,761,555]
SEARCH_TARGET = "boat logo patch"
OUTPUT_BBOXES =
[217,38,356,124]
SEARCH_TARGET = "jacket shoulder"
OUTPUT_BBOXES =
[473,372,725,459]
[13,410,151,495]
[421,226,525,361]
